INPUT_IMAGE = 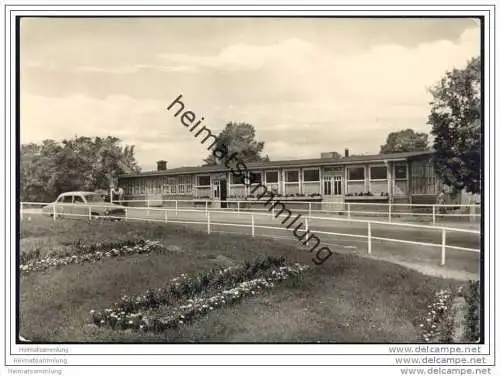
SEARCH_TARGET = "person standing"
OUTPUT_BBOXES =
[117,186,125,204]
[436,189,446,214]
[112,186,124,204]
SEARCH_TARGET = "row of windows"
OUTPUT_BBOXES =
[123,165,410,192]
[347,165,408,181]
[226,170,320,184]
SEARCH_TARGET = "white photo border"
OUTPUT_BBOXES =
[1,1,495,368]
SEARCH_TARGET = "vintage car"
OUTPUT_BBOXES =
[42,191,127,220]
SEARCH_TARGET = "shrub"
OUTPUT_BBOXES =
[463,280,481,342]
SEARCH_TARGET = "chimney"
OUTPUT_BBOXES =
[157,160,167,171]
[344,148,349,158]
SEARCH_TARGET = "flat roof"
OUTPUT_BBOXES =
[118,150,434,179]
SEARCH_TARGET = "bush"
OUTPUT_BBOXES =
[463,280,481,342]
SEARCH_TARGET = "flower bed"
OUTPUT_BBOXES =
[20,239,163,273]
[89,258,309,333]
[419,288,455,343]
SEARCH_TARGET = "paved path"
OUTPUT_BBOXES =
[126,207,481,278]
[122,207,480,247]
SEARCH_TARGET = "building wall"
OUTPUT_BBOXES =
[119,156,443,203]
[409,157,442,196]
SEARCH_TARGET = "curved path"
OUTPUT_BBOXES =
[121,207,481,279]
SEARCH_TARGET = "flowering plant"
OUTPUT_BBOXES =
[419,288,455,343]
[90,260,309,333]
[20,239,163,273]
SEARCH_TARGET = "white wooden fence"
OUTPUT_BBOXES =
[20,202,481,266]
[109,198,480,225]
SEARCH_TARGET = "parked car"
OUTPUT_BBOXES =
[42,191,127,220]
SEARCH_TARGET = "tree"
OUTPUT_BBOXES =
[19,136,141,201]
[427,56,481,194]
[379,129,430,154]
[203,122,269,165]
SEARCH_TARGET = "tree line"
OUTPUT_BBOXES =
[20,136,141,202]
[20,56,481,201]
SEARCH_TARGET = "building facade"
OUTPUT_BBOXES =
[117,150,444,207]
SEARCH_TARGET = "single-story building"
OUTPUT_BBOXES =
[117,149,446,209]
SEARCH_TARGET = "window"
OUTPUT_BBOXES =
[73,195,85,203]
[177,175,192,194]
[323,180,331,195]
[370,166,387,180]
[333,176,342,195]
[348,167,365,180]
[161,177,168,193]
[265,171,279,183]
[304,169,320,182]
[323,167,343,174]
[395,164,407,179]
[249,172,262,184]
[231,173,246,185]
[197,176,211,186]
[285,170,299,182]
[184,175,193,193]
[84,194,104,203]
[60,195,73,203]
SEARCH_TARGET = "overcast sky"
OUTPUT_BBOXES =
[20,17,480,170]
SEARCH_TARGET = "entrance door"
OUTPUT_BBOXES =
[220,179,228,208]
[323,176,343,196]
[213,179,220,200]
[332,176,343,196]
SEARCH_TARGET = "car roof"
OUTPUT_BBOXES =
[59,191,99,196]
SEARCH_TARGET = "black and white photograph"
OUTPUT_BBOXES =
[2,2,496,375]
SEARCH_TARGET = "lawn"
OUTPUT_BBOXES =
[20,215,464,343]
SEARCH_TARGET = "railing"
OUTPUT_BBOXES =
[108,198,480,225]
[20,202,481,266]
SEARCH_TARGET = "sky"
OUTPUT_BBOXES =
[20,17,481,171]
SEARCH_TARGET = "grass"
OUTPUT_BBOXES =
[20,215,463,343]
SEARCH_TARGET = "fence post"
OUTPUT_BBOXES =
[348,203,351,219]
[237,201,240,216]
[388,202,392,222]
[88,206,92,221]
[164,209,168,224]
[469,204,474,223]
[305,218,309,246]
[53,204,56,221]
[20,202,23,221]
[441,228,446,266]
[125,208,128,222]
[207,211,211,234]
[205,200,208,216]
[308,202,312,219]
[176,200,179,216]
[432,205,436,225]
[146,200,150,217]
[251,214,255,237]
[367,222,372,255]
